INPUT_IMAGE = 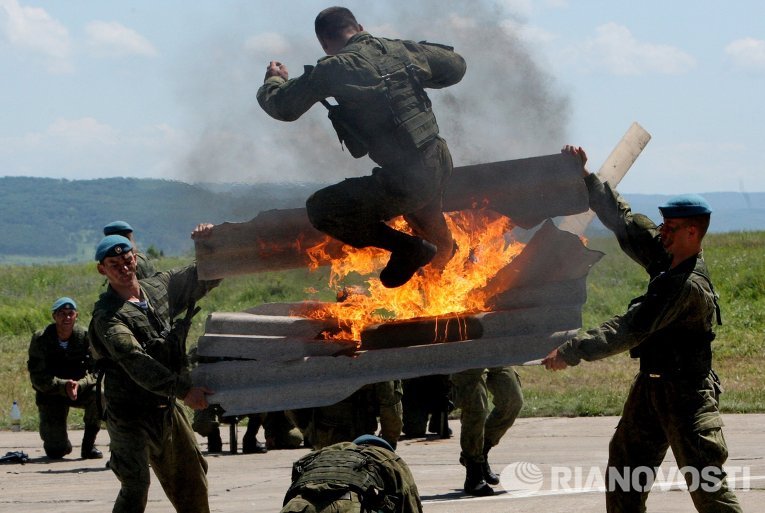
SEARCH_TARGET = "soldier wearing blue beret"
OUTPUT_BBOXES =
[27,296,103,459]
[89,224,221,512]
[103,220,157,279]
[281,435,422,513]
[543,146,741,512]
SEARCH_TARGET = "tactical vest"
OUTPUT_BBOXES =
[630,268,721,379]
[285,446,386,506]
[40,324,91,381]
[330,37,440,158]
[88,282,176,410]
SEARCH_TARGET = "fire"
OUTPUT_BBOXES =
[302,210,525,342]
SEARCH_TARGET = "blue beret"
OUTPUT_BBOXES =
[658,194,712,218]
[352,434,394,452]
[103,220,134,236]
[51,296,77,312]
[95,235,133,262]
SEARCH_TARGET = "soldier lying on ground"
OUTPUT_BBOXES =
[281,434,423,513]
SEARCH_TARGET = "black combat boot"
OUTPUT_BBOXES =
[464,460,494,496]
[81,425,103,459]
[45,440,72,459]
[379,238,437,288]
[482,443,500,485]
[207,428,223,453]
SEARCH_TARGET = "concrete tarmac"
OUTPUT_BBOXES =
[2,414,762,512]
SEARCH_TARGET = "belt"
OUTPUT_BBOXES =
[641,370,708,381]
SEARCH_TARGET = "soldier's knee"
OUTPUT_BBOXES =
[305,193,334,233]
[44,440,72,459]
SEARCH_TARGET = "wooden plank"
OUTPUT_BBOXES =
[197,334,356,361]
[192,330,576,415]
[195,152,589,280]
[478,219,604,304]
[204,312,333,337]
[559,122,652,235]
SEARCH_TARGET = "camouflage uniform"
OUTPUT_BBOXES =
[27,323,100,458]
[191,408,302,452]
[450,366,524,463]
[257,32,466,262]
[556,174,742,512]
[281,441,422,513]
[89,265,219,513]
[135,252,156,279]
[303,381,403,451]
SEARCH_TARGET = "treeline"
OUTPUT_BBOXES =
[0,177,322,263]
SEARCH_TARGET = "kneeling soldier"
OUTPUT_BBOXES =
[27,297,102,459]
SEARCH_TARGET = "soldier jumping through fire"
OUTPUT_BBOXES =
[257,6,466,288]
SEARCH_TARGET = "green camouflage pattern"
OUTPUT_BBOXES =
[304,381,403,451]
[135,252,156,280]
[89,264,218,513]
[28,323,100,457]
[281,441,422,513]
[258,32,465,262]
[557,174,742,512]
[450,366,523,462]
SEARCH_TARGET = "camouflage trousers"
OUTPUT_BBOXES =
[193,407,303,449]
[36,387,101,458]
[450,366,523,462]
[106,402,209,513]
[281,491,364,513]
[305,381,403,451]
[606,371,742,513]
[305,137,454,263]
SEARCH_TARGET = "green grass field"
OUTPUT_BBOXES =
[1,231,763,429]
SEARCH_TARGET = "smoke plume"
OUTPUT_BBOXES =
[175,1,570,184]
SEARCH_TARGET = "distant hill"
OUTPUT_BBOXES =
[587,192,765,237]
[0,177,323,263]
[1,176,763,263]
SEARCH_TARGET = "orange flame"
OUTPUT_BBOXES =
[301,210,525,342]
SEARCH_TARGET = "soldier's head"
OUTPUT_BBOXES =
[657,194,711,263]
[51,297,78,337]
[353,434,395,452]
[103,220,136,244]
[315,6,363,55]
[95,235,137,287]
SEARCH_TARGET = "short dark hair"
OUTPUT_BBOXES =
[685,214,711,239]
[315,6,360,40]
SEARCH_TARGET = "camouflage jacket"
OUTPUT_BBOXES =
[28,323,96,399]
[88,264,219,411]
[558,174,719,369]
[257,31,465,166]
[284,441,422,513]
[135,252,157,280]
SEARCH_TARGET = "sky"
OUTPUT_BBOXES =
[1,0,763,194]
